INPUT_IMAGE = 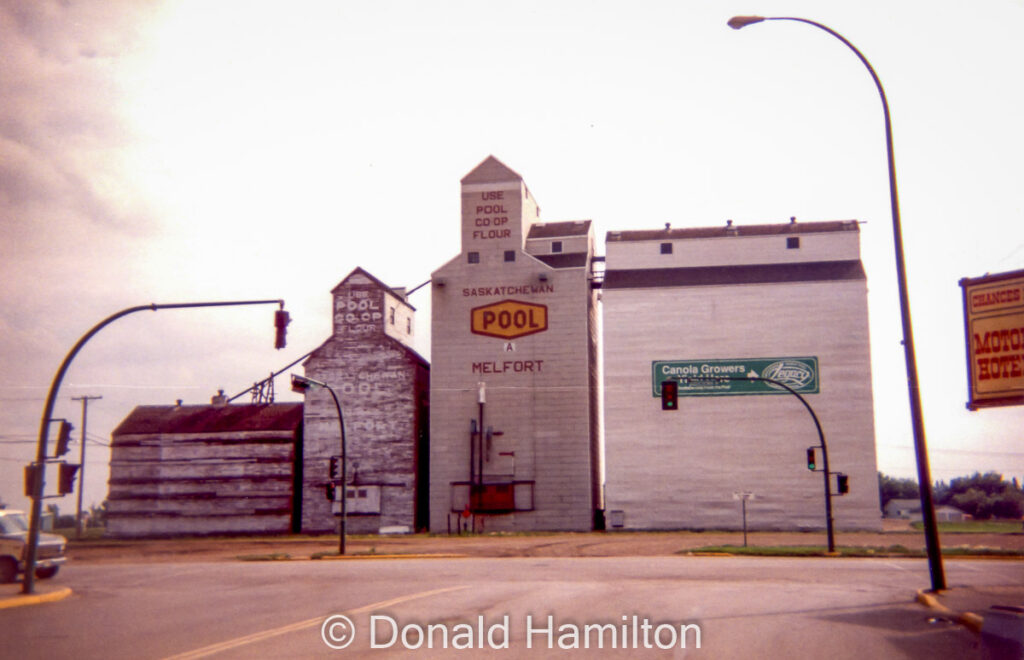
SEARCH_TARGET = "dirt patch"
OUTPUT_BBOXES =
[67,528,1024,564]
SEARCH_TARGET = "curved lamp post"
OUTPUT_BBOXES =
[728,15,945,591]
[291,374,347,555]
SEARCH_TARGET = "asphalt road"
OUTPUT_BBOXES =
[3,556,1019,659]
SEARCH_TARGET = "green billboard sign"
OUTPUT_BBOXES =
[652,357,820,397]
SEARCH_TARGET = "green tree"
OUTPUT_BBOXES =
[939,472,1024,520]
[878,472,919,512]
[87,501,108,528]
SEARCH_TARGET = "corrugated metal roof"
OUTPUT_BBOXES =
[112,403,303,436]
[527,220,592,239]
[603,260,866,289]
[607,220,858,242]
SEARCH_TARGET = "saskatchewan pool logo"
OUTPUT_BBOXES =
[761,360,816,391]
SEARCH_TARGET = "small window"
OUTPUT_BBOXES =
[552,241,563,253]
[787,237,800,249]
[504,250,516,262]
[660,242,673,254]
[389,307,395,325]
[468,251,480,264]
[406,318,412,333]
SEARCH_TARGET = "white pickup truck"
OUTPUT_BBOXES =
[0,510,67,583]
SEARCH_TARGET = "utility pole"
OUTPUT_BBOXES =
[71,395,102,539]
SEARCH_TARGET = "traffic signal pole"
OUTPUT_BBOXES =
[686,375,835,553]
[23,299,285,594]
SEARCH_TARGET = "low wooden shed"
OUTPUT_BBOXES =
[107,402,303,537]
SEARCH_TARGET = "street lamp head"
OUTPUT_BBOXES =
[727,15,766,30]
[290,373,326,394]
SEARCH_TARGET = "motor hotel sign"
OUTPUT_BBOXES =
[652,357,819,397]
[960,268,1024,410]
[471,300,548,340]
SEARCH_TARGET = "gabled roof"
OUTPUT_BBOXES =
[331,267,415,311]
[461,155,523,185]
[112,403,303,437]
[607,220,858,242]
[527,220,591,239]
[304,329,430,370]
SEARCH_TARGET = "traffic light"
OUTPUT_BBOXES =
[325,483,336,501]
[806,447,817,471]
[274,309,290,349]
[661,380,679,411]
[57,462,80,496]
[54,419,73,457]
[837,474,849,494]
[24,463,43,497]
[329,456,341,481]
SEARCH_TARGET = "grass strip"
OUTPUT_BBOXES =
[682,544,1024,558]
[235,553,291,561]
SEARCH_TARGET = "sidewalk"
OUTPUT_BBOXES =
[0,581,72,610]
[918,584,1024,654]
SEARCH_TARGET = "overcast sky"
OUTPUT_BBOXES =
[2,0,1022,513]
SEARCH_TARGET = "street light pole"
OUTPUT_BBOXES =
[292,374,347,555]
[728,15,945,590]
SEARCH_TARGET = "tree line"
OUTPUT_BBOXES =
[878,471,1024,519]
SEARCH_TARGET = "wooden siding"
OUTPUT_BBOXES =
[107,410,301,538]
[301,270,428,534]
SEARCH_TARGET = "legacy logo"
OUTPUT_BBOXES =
[762,360,816,391]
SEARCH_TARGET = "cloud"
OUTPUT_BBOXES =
[0,1,157,237]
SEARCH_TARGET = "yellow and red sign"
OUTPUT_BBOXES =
[471,299,548,340]
[960,268,1024,410]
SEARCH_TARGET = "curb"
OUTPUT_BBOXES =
[0,586,73,610]
[915,588,984,633]
[314,553,468,561]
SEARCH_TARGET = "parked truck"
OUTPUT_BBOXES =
[0,510,67,582]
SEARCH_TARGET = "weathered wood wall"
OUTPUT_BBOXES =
[107,404,302,537]
[300,268,429,534]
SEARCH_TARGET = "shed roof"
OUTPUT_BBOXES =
[527,220,592,239]
[113,403,303,436]
[603,260,865,289]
